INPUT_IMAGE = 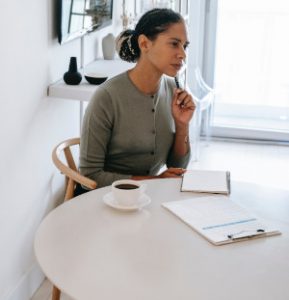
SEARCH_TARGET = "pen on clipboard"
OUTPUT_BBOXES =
[227,229,266,240]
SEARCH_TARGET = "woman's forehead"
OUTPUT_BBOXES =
[158,22,189,42]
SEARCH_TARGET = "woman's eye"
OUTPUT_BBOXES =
[170,42,189,50]
[171,42,178,47]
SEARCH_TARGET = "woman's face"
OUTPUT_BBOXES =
[145,21,189,77]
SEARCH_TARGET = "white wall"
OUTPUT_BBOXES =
[0,1,128,299]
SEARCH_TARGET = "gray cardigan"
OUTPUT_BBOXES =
[79,71,191,188]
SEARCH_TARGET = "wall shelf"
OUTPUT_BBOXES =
[48,59,134,101]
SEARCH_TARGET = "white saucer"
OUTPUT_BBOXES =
[103,192,151,211]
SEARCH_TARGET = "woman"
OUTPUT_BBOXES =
[79,8,195,189]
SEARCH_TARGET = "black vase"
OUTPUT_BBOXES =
[63,57,82,85]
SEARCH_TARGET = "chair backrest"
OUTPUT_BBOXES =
[189,68,215,161]
[195,67,213,93]
[191,67,214,111]
[52,137,97,201]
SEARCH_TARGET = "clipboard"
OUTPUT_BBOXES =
[162,196,281,245]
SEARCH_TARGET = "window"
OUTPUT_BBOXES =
[189,0,289,142]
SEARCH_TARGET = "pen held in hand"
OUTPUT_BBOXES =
[174,76,184,108]
[174,76,180,89]
[174,76,193,111]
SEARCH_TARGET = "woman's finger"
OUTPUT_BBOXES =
[176,94,195,110]
[159,168,186,178]
[175,91,188,105]
[167,168,186,175]
[164,172,182,178]
[172,88,183,105]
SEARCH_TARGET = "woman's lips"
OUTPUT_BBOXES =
[171,64,182,71]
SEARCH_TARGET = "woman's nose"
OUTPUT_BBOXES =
[178,46,186,59]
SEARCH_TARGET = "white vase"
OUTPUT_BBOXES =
[102,33,115,60]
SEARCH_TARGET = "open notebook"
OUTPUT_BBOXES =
[181,169,231,194]
[162,196,281,245]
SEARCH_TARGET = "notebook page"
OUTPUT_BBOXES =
[182,170,229,193]
[162,196,273,244]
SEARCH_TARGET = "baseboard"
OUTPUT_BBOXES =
[3,263,45,300]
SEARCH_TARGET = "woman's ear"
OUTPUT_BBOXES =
[138,34,151,53]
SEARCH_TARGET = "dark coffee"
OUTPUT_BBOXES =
[115,184,139,190]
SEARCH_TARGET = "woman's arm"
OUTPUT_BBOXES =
[172,87,195,155]
[165,87,195,168]
[174,124,190,157]
[79,88,132,188]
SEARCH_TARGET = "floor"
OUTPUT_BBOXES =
[189,138,289,191]
[31,139,289,300]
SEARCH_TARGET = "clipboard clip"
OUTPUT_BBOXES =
[227,229,265,240]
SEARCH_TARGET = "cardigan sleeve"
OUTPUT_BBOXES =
[79,87,132,188]
[166,138,191,169]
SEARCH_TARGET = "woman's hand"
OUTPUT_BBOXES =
[171,88,195,127]
[158,168,186,178]
[131,168,186,181]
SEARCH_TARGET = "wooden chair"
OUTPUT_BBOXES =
[51,137,97,300]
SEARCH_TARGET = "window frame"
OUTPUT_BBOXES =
[187,0,289,143]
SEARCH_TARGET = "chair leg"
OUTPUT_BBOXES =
[52,285,61,300]
[64,178,75,201]
[203,108,211,146]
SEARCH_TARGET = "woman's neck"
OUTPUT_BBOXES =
[128,61,162,96]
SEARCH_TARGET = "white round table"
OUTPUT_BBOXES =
[34,178,289,300]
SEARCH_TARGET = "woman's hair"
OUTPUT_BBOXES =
[116,8,183,63]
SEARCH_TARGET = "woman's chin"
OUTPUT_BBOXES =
[164,70,178,78]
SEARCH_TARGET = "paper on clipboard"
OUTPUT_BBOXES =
[162,196,281,245]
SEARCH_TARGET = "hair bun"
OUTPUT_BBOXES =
[116,9,182,63]
[115,30,139,63]
[115,30,132,53]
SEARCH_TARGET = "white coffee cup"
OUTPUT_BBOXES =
[111,179,147,207]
